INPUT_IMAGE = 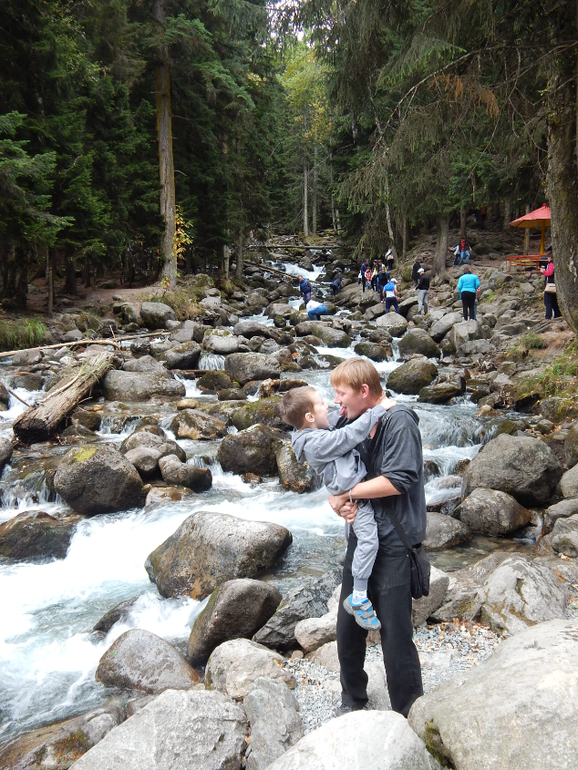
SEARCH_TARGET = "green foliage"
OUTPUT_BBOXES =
[145,289,201,320]
[514,342,578,400]
[0,318,47,351]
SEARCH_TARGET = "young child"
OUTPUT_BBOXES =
[280,385,395,631]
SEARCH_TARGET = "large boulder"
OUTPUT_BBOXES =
[386,359,438,395]
[234,321,276,339]
[186,578,282,666]
[418,383,463,404]
[424,511,472,550]
[461,434,563,507]
[120,428,186,462]
[70,690,247,770]
[145,511,292,599]
[204,328,240,354]
[353,341,392,361]
[294,322,351,348]
[0,436,13,474]
[560,463,578,499]
[275,444,314,493]
[429,311,463,342]
[456,488,531,536]
[163,341,202,369]
[544,514,578,557]
[409,619,578,770]
[564,422,578,468]
[54,445,143,516]
[218,425,286,476]
[267,711,440,770]
[170,409,228,440]
[158,455,212,492]
[0,511,79,560]
[375,313,409,336]
[96,629,200,693]
[102,371,185,402]
[231,397,284,430]
[123,355,165,373]
[139,301,176,329]
[398,329,441,359]
[225,352,281,385]
[205,638,296,700]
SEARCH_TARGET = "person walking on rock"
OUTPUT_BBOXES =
[298,275,312,305]
[540,253,560,320]
[306,298,328,321]
[328,357,427,717]
[457,267,480,321]
[383,278,400,313]
[416,268,429,315]
[411,258,422,288]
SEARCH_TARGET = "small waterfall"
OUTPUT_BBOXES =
[198,353,225,370]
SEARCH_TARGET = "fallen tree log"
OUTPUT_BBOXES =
[13,352,116,443]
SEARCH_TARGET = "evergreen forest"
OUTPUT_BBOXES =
[1,0,578,333]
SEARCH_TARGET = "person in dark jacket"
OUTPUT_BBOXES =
[411,258,422,288]
[375,266,390,301]
[298,275,312,304]
[540,253,560,319]
[416,268,430,315]
[331,276,343,296]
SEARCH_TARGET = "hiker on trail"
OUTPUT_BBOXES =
[385,248,395,272]
[331,276,343,296]
[376,266,390,302]
[457,267,480,321]
[540,253,560,320]
[411,258,422,288]
[383,278,400,313]
[456,237,471,266]
[416,268,430,315]
[299,275,312,304]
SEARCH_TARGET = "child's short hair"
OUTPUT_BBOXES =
[330,358,382,397]
[280,386,317,429]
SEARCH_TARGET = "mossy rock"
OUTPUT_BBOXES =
[231,396,283,430]
[197,370,235,392]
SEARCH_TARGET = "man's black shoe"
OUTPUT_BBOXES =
[334,702,367,717]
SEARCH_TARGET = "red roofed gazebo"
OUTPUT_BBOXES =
[510,204,551,255]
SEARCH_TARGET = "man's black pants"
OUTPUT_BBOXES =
[336,528,423,717]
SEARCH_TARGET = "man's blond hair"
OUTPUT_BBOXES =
[330,358,382,397]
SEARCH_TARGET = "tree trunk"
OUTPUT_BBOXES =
[13,352,115,443]
[312,135,318,235]
[384,175,394,242]
[432,214,449,277]
[460,209,467,239]
[547,52,578,335]
[503,197,511,230]
[235,232,244,279]
[1,243,28,309]
[46,248,54,316]
[523,204,531,252]
[154,0,177,289]
[223,244,230,278]
[64,250,76,295]
[303,160,309,237]
[402,217,408,257]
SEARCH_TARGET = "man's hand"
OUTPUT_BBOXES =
[329,492,358,523]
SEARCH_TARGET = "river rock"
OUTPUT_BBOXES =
[424,511,472,550]
[408,619,578,770]
[0,379,9,407]
[163,341,201,369]
[187,578,282,666]
[418,383,462,404]
[158,455,212,491]
[234,321,275,339]
[543,498,578,532]
[364,303,386,321]
[170,408,228,440]
[0,511,79,560]
[205,638,296,699]
[124,446,163,479]
[560,463,578,498]
[120,427,186,462]
[140,301,176,329]
[375,313,408,336]
[275,444,314,493]
[412,566,450,627]
[564,422,578,468]
[353,341,392,361]
[103,371,185,402]
[145,510,292,599]
[267,710,440,770]
[478,554,568,635]
[253,571,341,651]
[429,311,463,342]
[448,320,480,351]
[456,488,531,536]
[294,604,337,653]
[54,444,143,516]
[244,677,304,770]
[122,355,165,373]
[197,370,234,392]
[294,322,351,348]
[231,396,284,430]
[96,629,200,693]
[225,352,281,385]
[70,689,247,770]
[0,704,124,770]
[113,301,140,326]
[386,358,438,395]
[544,514,578,557]
[204,328,240,354]
[398,329,441,359]
[10,371,44,390]
[93,597,139,634]
[218,425,286,476]
[0,435,13,473]
[461,434,563,507]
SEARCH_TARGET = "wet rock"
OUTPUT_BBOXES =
[418,382,462,404]
[113,301,140,326]
[0,511,79,560]
[163,341,201,369]
[244,677,304,770]
[374,313,408,336]
[461,433,563,507]
[96,629,199,693]
[169,319,205,344]
[122,355,165,373]
[120,427,186,463]
[564,422,578,468]
[424,511,472,550]
[294,322,351,348]
[429,311,463,342]
[204,328,240,354]
[232,396,284,430]
[71,407,102,432]
[170,408,228,440]
[124,446,163,479]
[54,444,143,516]
[560,463,578,499]
[0,704,124,770]
[275,444,314,493]
[0,379,9,407]
[93,597,139,634]
[387,358,438,395]
[398,328,441,359]
[102,371,185,402]
[70,690,247,770]
[234,321,276,339]
[197,370,234,392]
[353,341,392,361]
[543,498,578,533]
[268,711,437,770]
[158,455,212,492]
[145,510,292,599]
[140,301,176,329]
[225,352,281,385]
[0,435,13,474]
[10,371,44,391]
[409,619,578,770]
[412,566,450,627]
[186,579,282,666]
[544,514,578,558]
[364,303,386,321]
[218,424,286,476]
[205,638,296,700]
[218,387,246,400]
[144,484,193,508]
[456,488,531,536]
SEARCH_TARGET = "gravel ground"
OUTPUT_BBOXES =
[283,621,503,734]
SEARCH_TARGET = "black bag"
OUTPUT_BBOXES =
[385,510,431,600]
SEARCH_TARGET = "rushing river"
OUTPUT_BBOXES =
[0,311,493,744]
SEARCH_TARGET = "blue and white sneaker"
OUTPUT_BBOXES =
[343,594,381,631]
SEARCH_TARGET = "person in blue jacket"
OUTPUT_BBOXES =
[298,275,312,305]
[457,267,480,321]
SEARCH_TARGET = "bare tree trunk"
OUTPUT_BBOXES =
[303,161,309,238]
[235,231,244,279]
[503,197,511,230]
[64,250,76,296]
[402,217,408,257]
[460,209,467,239]
[384,175,394,242]
[312,137,318,235]
[523,204,531,252]
[433,214,449,277]
[154,0,176,289]
[223,244,230,278]
[46,248,54,316]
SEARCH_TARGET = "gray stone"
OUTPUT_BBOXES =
[93,598,139,634]
[418,383,462,404]
[170,408,228,440]
[294,322,351,348]
[560,463,578,499]
[218,424,286,476]
[158,455,212,492]
[11,349,43,366]
[386,358,438,395]
[0,510,78,560]
[398,329,441,359]
[364,303,386,321]
[294,606,337,653]
[145,510,292,599]
[140,301,176,329]
[244,677,304,770]
[461,434,563,507]
[54,444,143,516]
[103,371,185,402]
[412,566,450,627]
[124,446,163,479]
[234,321,276,339]
[204,328,240,354]
[120,428,186,463]
[0,436,13,474]
[409,619,578,770]
[275,444,314,493]
[113,301,140,326]
[375,313,409,337]
[429,312,463,342]
[187,579,282,667]
[564,422,578,468]
[231,397,285,430]
[163,341,202,369]
[62,329,85,343]
[544,514,578,558]
[267,711,440,770]
[424,511,472,550]
[456,488,531,536]
[544,498,578,531]
[205,638,296,700]
[457,339,496,356]
[96,629,200,693]
[353,341,392,361]
[225,352,281,385]
[0,379,9,406]
[169,319,205,344]
[70,690,247,770]
[308,640,339,671]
